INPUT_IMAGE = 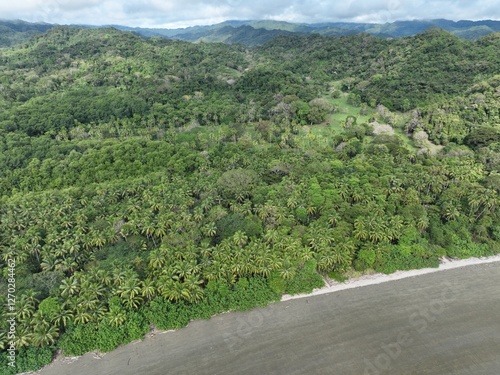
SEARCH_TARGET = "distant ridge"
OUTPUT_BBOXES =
[0,19,54,46]
[1,18,500,47]
[112,19,500,43]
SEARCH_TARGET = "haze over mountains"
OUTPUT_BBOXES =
[1,18,500,47]
[114,19,500,44]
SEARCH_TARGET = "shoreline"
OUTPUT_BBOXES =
[281,254,500,302]
[34,254,500,375]
[30,254,500,375]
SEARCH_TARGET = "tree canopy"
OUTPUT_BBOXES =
[0,26,499,373]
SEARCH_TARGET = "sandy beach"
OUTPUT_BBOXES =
[281,254,500,301]
[32,255,500,375]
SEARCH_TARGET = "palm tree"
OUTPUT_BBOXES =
[416,214,429,231]
[470,188,499,219]
[107,307,126,327]
[12,324,32,349]
[233,231,248,247]
[158,214,175,231]
[337,184,351,202]
[24,289,40,306]
[0,330,6,350]
[203,261,225,282]
[90,232,107,249]
[117,278,142,300]
[148,249,166,271]
[287,196,299,209]
[40,255,61,272]
[74,309,92,325]
[154,225,167,239]
[159,280,189,302]
[240,249,256,275]
[442,202,460,222]
[123,295,142,310]
[257,263,273,278]
[328,213,340,227]
[118,221,135,240]
[52,304,74,328]
[279,259,296,280]
[76,293,100,311]
[60,277,79,298]
[183,274,204,302]
[356,221,374,245]
[31,325,59,347]
[255,202,275,221]
[351,189,366,203]
[61,239,80,256]
[1,246,19,264]
[268,254,283,271]
[199,241,213,258]
[263,229,279,245]
[199,196,214,213]
[112,269,128,287]
[140,279,156,302]
[193,207,204,222]
[295,246,314,263]
[202,222,217,238]
[60,257,79,275]
[332,246,353,272]
[229,258,245,277]
[86,282,107,298]
[317,251,337,272]
[95,269,112,286]
[16,295,36,320]
[388,215,404,239]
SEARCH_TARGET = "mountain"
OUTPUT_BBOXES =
[2,19,500,47]
[113,19,500,43]
[170,25,298,46]
[0,19,54,46]
[361,19,500,39]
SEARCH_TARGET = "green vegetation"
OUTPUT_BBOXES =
[0,20,53,47]
[4,19,500,49]
[114,19,500,44]
[0,26,499,373]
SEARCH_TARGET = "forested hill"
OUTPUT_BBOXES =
[0,20,53,47]
[113,19,500,43]
[0,26,499,373]
[2,18,500,47]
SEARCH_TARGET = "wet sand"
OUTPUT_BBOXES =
[36,261,500,375]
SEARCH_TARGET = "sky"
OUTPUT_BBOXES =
[1,0,499,28]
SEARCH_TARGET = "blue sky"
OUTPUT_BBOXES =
[1,0,498,28]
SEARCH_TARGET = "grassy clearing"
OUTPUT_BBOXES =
[394,128,419,152]
[297,85,376,147]
[329,92,374,127]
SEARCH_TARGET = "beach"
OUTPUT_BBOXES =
[33,256,500,375]
[281,254,500,301]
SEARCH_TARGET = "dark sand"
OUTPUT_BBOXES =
[37,262,500,375]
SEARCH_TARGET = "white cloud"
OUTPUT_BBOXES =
[0,0,498,27]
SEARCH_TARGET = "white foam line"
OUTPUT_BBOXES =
[281,255,500,302]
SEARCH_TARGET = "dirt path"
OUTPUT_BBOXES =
[35,260,500,375]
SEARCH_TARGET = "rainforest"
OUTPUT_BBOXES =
[0,25,499,373]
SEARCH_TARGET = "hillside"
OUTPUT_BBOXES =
[0,20,54,47]
[118,18,500,43]
[2,19,500,48]
[0,26,499,374]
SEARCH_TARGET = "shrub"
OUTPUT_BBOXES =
[285,260,324,295]
[0,346,54,375]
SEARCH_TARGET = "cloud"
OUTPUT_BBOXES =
[0,0,498,27]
